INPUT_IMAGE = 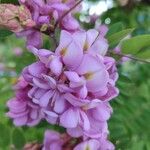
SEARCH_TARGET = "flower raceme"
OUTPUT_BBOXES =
[7,29,119,149]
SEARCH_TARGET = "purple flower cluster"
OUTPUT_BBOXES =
[17,0,80,48]
[42,130,114,150]
[7,29,119,149]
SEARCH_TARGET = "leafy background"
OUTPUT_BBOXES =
[0,0,150,149]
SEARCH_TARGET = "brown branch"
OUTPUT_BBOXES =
[91,31,101,46]
[109,51,150,64]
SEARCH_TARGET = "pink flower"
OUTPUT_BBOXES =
[13,47,23,56]
[74,139,101,150]
[7,29,119,148]
[42,130,63,150]
[7,77,43,126]
[16,0,81,48]
[42,130,114,150]
[74,138,115,150]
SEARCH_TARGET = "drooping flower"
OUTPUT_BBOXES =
[7,29,119,148]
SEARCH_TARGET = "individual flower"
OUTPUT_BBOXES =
[42,130,64,150]
[13,47,23,56]
[7,77,43,126]
[16,0,81,48]
[74,138,115,150]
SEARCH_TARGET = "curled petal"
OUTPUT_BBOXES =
[28,62,47,78]
[89,36,108,56]
[60,108,79,128]
[39,90,54,107]
[74,139,100,150]
[76,54,104,75]
[61,41,83,69]
[86,29,99,48]
[64,93,89,107]
[50,57,63,76]
[79,110,90,130]
[86,70,109,92]
[27,31,43,48]
[64,71,81,82]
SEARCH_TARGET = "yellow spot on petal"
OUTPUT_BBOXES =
[40,24,48,32]
[86,145,90,150]
[83,41,89,51]
[62,0,68,3]
[82,105,88,111]
[60,48,67,56]
[84,72,93,80]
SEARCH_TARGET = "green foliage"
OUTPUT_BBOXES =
[0,123,11,148]
[121,34,150,55]
[121,34,150,61]
[12,128,26,149]
[107,28,134,48]
[106,22,124,37]
[135,49,150,59]
[0,0,19,4]
[0,29,13,39]
[109,63,150,150]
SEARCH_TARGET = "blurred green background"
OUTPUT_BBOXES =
[0,0,150,149]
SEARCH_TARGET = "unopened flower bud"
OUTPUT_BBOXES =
[0,4,35,32]
[23,142,42,150]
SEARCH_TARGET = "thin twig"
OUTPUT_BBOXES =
[54,0,84,30]
[91,31,101,46]
[109,51,150,64]
[50,33,58,49]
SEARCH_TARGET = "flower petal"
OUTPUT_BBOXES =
[50,57,62,76]
[62,41,83,69]
[60,108,79,128]
[64,71,81,82]
[39,90,54,107]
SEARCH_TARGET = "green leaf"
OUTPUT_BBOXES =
[135,48,150,59]
[0,29,13,38]
[0,123,11,148]
[108,28,134,48]
[106,22,124,37]
[0,0,19,4]
[119,74,132,83]
[121,34,150,55]
[12,128,26,149]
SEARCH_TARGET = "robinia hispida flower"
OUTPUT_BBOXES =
[7,29,119,150]
[0,0,137,149]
